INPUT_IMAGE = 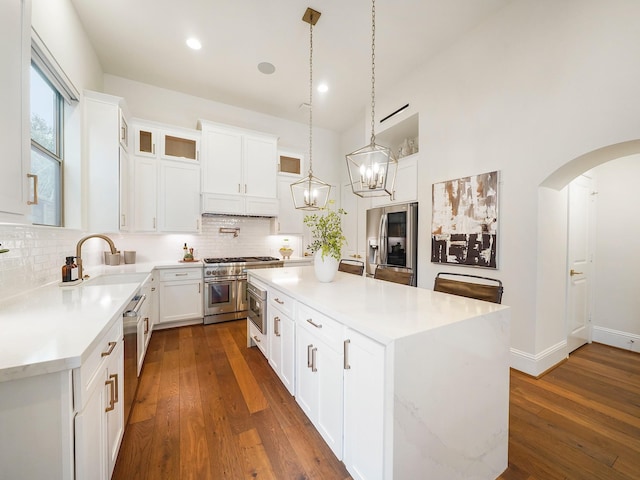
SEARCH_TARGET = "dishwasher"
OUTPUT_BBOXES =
[123,292,146,424]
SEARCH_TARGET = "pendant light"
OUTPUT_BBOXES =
[291,7,332,211]
[345,0,397,198]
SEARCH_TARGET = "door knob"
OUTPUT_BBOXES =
[570,269,583,276]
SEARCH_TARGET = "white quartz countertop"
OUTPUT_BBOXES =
[0,260,202,383]
[249,266,509,345]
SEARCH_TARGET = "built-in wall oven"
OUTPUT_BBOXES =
[203,257,283,325]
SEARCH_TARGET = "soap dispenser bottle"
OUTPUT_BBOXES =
[61,256,75,282]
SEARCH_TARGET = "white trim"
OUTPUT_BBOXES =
[31,28,79,104]
[592,326,640,352]
[510,340,568,376]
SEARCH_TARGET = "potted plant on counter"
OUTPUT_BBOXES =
[304,202,347,282]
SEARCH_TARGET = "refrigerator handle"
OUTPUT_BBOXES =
[379,213,388,265]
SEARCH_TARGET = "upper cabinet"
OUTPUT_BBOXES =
[130,119,201,233]
[133,122,200,162]
[199,120,278,216]
[84,91,131,232]
[370,153,419,208]
[0,0,30,221]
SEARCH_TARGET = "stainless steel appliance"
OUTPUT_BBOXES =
[366,202,418,286]
[247,282,267,334]
[203,256,283,325]
[122,291,146,423]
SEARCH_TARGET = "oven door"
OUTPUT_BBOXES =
[247,286,266,334]
[204,276,238,316]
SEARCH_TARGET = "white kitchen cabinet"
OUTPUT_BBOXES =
[137,274,154,374]
[343,329,386,480]
[268,288,296,395]
[275,176,304,234]
[370,153,418,208]
[248,320,268,358]
[134,122,199,162]
[0,0,31,221]
[133,156,158,232]
[84,90,131,233]
[295,303,344,459]
[199,120,278,216]
[158,267,203,324]
[158,160,201,232]
[74,318,124,480]
[341,183,367,260]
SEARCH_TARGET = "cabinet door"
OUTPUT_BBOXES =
[202,128,243,194]
[159,280,203,323]
[133,157,158,232]
[341,183,367,260]
[158,161,200,232]
[134,126,157,157]
[75,379,106,480]
[161,132,199,162]
[268,306,283,376]
[119,145,130,231]
[343,330,385,480]
[295,325,318,419]
[371,154,418,207]
[276,176,304,234]
[105,340,124,479]
[315,343,344,459]
[0,0,29,220]
[279,313,295,395]
[244,135,277,198]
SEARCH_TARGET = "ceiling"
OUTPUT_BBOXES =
[70,0,512,133]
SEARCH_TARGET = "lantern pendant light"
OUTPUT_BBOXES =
[346,0,397,198]
[291,7,332,211]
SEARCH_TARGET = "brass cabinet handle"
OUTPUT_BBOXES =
[101,341,117,357]
[570,269,583,276]
[121,214,126,227]
[344,339,351,370]
[274,298,284,305]
[253,335,261,343]
[144,317,149,334]
[105,378,115,412]
[27,173,38,205]
[306,318,322,329]
[110,373,119,403]
[311,347,318,372]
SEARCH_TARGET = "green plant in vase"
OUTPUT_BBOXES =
[303,203,347,261]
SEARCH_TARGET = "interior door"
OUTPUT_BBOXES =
[567,174,593,353]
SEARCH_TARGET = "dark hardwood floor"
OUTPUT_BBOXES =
[113,321,640,479]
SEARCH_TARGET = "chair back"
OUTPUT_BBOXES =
[374,265,413,286]
[338,259,365,276]
[433,272,503,304]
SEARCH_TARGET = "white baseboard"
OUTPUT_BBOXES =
[510,340,567,377]
[592,326,640,352]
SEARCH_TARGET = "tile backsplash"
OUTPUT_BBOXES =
[0,216,304,302]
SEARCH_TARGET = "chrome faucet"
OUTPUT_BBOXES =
[75,234,117,280]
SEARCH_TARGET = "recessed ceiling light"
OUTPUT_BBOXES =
[186,37,202,50]
[258,62,276,75]
[317,83,329,93]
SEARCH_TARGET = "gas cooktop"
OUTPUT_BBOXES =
[203,256,280,264]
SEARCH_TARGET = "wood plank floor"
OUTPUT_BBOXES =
[113,321,640,479]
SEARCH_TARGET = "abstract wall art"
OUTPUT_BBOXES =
[431,171,499,268]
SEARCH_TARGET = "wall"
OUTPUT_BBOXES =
[357,0,640,374]
[591,155,640,351]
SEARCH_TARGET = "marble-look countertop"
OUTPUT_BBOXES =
[0,260,202,383]
[249,265,508,345]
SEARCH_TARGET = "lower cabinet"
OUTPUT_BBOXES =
[268,288,295,395]
[158,267,203,325]
[343,328,386,480]
[295,303,344,459]
[74,319,125,480]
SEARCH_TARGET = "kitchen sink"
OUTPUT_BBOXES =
[81,272,150,286]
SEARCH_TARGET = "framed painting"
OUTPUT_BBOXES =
[431,171,499,268]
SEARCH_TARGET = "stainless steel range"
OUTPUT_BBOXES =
[203,256,283,325]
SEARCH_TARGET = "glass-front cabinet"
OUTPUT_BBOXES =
[133,121,199,162]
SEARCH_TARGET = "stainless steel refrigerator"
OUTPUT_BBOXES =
[366,202,418,286]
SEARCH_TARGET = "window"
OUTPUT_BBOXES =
[30,63,63,226]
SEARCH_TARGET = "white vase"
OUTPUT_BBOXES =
[314,251,339,283]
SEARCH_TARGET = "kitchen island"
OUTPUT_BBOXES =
[248,265,510,480]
